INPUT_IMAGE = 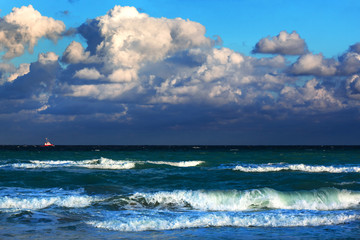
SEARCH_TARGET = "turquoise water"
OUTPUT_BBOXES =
[0,146,359,239]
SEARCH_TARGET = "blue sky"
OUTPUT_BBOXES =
[0,0,360,144]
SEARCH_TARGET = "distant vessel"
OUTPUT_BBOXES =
[43,138,54,147]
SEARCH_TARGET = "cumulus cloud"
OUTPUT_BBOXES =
[280,78,343,111]
[289,53,338,76]
[7,63,30,82]
[67,83,138,100]
[3,5,360,145]
[61,41,96,64]
[338,43,360,75]
[252,31,307,55]
[38,52,59,65]
[0,52,60,115]
[0,5,65,59]
[345,75,360,100]
[80,5,211,72]
[73,68,103,80]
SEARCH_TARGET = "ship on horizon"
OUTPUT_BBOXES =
[43,138,54,147]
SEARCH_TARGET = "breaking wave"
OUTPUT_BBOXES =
[233,163,360,173]
[146,161,204,167]
[0,187,98,211]
[88,211,360,231]
[128,188,360,211]
[7,158,203,169]
[9,157,135,170]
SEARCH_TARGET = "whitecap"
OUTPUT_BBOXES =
[147,161,204,167]
[233,163,360,173]
[11,157,136,170]
[0,187,100,211]
[87,211,360,231]
[128,188,360,211]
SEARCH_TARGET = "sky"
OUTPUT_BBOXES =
[0,0,360,145]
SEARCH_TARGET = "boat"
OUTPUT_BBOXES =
[43,138,54,147]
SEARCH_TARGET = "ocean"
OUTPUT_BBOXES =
[0,145,359,239]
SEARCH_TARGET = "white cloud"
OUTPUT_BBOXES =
[253,31,307,55]
[338,52,360,75]
[91,5,211,70]
[73,68,103,80]
[108,68,138,82]
[67,83,138,100]
[61,41,96,64]
[38,52,59,64]
[289,53,337,76]
[3,4,360,123]
[0,5,65,59]
[7,63,30,82]
[280,78,343,111]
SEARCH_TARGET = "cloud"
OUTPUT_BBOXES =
[61,41,96,64]
[38,52,59,64]
[2,5,360,144]
[7,63,30,82]
[279,78,343,112]
[253,31,307,55]
[289,53,338,76]
[349,43,360,53]
[337,43,360,75]
[0,52,60,114]
[345,74,360,100]
[0,5,65,59]
[73,68,104,80]
[81,5,211,70]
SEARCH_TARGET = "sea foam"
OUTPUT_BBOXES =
[0,187,98,211]
[87,211,359,232]
[9,158,203,169]
[11,157,135,170]
[128,188,360,211]
[233,163,360,173]
[146,161,204,167]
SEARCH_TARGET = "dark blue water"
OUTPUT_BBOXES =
[0,146,359,239]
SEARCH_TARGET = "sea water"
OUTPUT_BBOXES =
[0,146,359,239]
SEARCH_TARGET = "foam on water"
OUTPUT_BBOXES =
[0,187,98,211]
[10,157,135,170]
[233,163,360,173]
[129,188,360,211]
[147,161,204,167]
[87,211,360,232]
[7,158,204,169]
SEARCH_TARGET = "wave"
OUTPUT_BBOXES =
[0,187,98,211]
[128,188,360,211]
[233,163,360,173]
[7,158,203,169]
[11,157,135,170]
[146,161,204,167]
[87,211,359,231]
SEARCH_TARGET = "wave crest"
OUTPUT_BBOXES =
[233,163,360,173]
[0,188,98,211]
[147,161,204,167]
[88,211,359,231]
[128,188,360,211]
[11,157,135,170]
